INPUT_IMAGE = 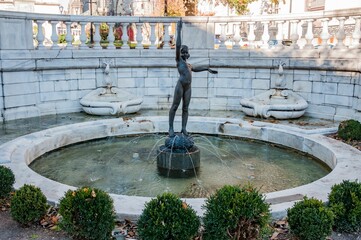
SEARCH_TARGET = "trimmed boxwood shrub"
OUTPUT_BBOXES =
[10,184,47,225]
[59,187,115,240]
[137,192,200,240]
[328,180,361,233]
[287,197,334,240]
[0,166,15,198]
[202,185,270,240]
[338,119,361,141]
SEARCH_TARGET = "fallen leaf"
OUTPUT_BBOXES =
[271,232,279,239]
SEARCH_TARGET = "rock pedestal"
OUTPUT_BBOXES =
[157,133,200,178]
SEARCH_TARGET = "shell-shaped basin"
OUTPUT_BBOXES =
[80,87,143,116]
[240,89,308,119]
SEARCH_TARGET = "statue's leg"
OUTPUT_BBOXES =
[181,87,191,136]
[169,82,183,137]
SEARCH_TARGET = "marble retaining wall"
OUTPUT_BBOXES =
[0,49,360,121]
[0,74,3,122]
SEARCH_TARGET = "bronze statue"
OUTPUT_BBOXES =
[168,19,218,137]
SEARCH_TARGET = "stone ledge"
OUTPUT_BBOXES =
[1,49,360,72]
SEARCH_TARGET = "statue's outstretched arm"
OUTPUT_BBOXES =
[192,66,218,74]
[175,19,182,62]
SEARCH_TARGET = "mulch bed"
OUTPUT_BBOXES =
[328,133,361,151]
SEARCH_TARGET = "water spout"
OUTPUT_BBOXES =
[275,61,286,88]
[102,60,113,93]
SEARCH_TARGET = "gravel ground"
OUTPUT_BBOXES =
[0,210,70,240]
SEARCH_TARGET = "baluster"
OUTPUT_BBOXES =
[219,23,227,49]
[149,23,157,49]
[350,16,361,49]
[163,22,171,49]
[136,23,143,49]
[65,21,73,49]
[107,22,115,49]
[122,23,130,49]
[261,21,270,49]
[304,19,314,49]
[334,17,346,49]
[36,20,45,50]
[72,23,80,49]
[233,23,241,49]
[247,21,256,49]
[275,21,284,49]
[50,21,59,50]
[93,22,101,49]
[79,22,88,49]
[290,20,299,49]
[320,18,330,50]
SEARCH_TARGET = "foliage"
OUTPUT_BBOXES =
[114,24,123,40]
[100,23,109,41]
[173,0,187,16]
[137,192,200,240]
[33,24,38,36]
[0,166,15,198]
[202,184,270,240]
[287,197,334,240]
[59,187,115,240]
[85,23,95,42]
[58,34,66,44]
[328,180,361,233]
[10,184,47,225]
[218,0,257,15]
[184,0,197,15]
[337,119,361,141]
[153,0,186,16]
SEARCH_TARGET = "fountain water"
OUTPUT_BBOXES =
[29,133,330,197]
[240,61,308,119]
[80,60,143,116]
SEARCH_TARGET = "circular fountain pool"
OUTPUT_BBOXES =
[1,116,361,219]
[29,134,330,198]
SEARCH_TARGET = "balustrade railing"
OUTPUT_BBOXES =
[0,8,360,51]
[30,15,177,50]
[210,8,361,50]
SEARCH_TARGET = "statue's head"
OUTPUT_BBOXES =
[180,45,190,60]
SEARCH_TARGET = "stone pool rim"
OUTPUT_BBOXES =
[1,116,360,220]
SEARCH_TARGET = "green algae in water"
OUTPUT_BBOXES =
[29,134,330,198]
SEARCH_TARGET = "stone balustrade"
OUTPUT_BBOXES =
[0,8,360,51]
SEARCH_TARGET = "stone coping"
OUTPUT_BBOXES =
[0,116,360,220]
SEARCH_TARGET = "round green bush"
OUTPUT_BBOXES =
[328,180,361,233]
[137,192,200,240]
[0,166,15,198]
[202,185,270,240]
[338,119,361,141]
[10,184,47,225]
[59,187,115,240]
[287,197,334,240]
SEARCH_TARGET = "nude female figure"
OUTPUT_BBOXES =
[168,19,218,137]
